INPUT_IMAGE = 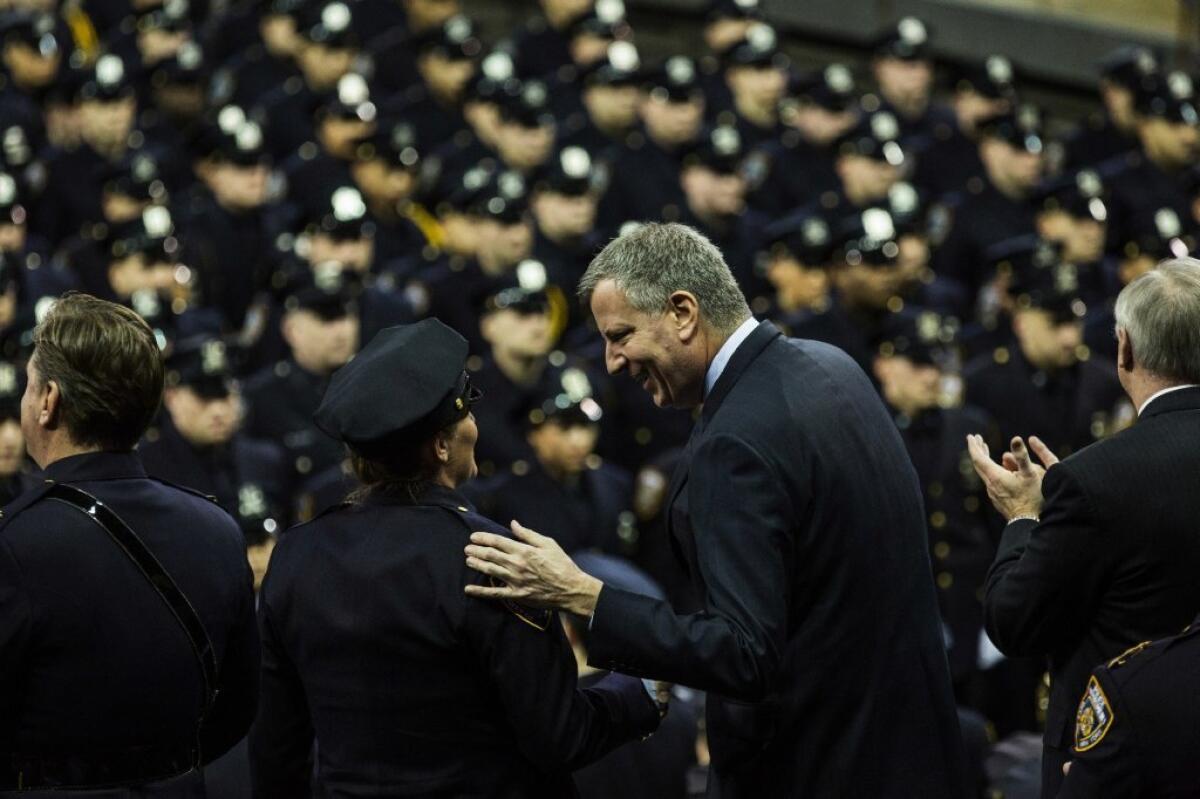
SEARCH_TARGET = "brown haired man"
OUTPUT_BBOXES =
[0,293,259,796]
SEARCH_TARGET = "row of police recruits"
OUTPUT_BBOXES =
[1,0,1199,793]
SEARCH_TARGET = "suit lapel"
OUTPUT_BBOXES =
[664,320,783,573]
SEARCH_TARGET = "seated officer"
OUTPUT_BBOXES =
[139,335,291,590]
[748,63,859,217]
[249,319,663,796]
[492,78,558,176]
[469,278,569,477]
[1059,616,1200,798]
[933,105,1045,306]
[0,9,63,102]
[559,41,642,156]
[260,0,363,159]
[713,23,788,150]
[1104,70,1199,253]
[759,209,860,348]
[471,378,635,557]
[531,145,607,294]
[829,109,909,214]
[389,15,481,145]
[963,238,1129,458]
[872,308,1000,692]
[1085,205,1197,363]
[183,106,275,330]
[869,16,955,150]
[347,119,436,266]
[1034,168,1112,308]
[914,54,1017,202]
[0,359,35,505]
[599,55,706,228]
[511,0,595,80]
[242,266,359,483]
[677,124,766,296]
[0,293,258,793]
[1062,45,1158,171]
[415,171,538,351]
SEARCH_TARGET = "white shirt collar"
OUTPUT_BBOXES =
[704,317,759,398]
[1138,384,1200,416]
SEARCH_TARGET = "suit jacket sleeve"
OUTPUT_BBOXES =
[588,432,795,701]
[248,586,316,799]
[984,462,1107,657]
[461,559,660,773]
[199,557,261,764]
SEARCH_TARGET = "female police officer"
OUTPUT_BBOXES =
[248,319,662,797]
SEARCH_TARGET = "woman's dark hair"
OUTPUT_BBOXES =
[345,416,464,503]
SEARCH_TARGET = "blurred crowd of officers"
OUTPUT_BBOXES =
[0,0,1197,792]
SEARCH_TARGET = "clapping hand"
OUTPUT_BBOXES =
[966,435,1060,521]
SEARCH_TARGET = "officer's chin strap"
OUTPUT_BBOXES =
[45,482,219,767]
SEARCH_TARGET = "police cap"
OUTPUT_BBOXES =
[198,105,269,166]
[1121,206,1196,260]
[0,172,25,225]
[415,14,482,61]
[954,55,1017,100]
[166,335,236,399]
[873,17,931,62]
[282,261,360,319]
[1036,169,1108,223]
[307,185,375,239]
[79,53,135,102]
[877,307,959,365]
[991,236,1085,321]
[785,63,857,112]
[723,23,787,71]
[0,9,61,55]
[150,40,207,88]
[1098,45,1158,92]
[534,146,603,196]
[526,367,602,429]
[567,0,629,42]
[470,170,529,223]
[761,209,834,266]
[645,55,703,103]
[977,104,1044,154]
[683,124,746,175]
[101,148,167,202]
[498,79,555,129]
[107,206,178,262]
[466,49,518,102]
[583,41,641,88]
[1133,70,1198,125]
[354,119,421,169]
[299,0,358,48]
[835,110,907,166]
[834,207,901,267]
[314,319,482,456]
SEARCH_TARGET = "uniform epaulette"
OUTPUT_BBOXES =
[1106,639,1152,669]
[145,476,220,505]
[453,506,553,632]
[0,479,57,531]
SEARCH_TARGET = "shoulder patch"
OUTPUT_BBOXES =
[1074,674,1115,752]
[490,576,553,631]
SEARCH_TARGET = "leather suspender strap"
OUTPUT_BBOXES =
[44,483,219,720]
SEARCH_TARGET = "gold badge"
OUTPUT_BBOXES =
[1074,675,1114,752]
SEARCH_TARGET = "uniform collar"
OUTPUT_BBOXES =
[359,480,477,513]
[44,450,147,484]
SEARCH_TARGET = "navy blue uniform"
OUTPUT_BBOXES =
[139,416,292,544]
[242,359,343,482]
[1060,618,1200,798]
[250,483,660,797]
[0,452,259,794]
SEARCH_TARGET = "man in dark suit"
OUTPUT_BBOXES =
[967,257,1200,798]
[464,222,966,797]
[0,294,259,795]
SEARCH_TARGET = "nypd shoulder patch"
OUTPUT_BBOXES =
[1074,675,1115,752]
[489,576,552,631]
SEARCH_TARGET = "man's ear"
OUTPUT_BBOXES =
[38,378,62,430]
[667,290,701,342]
[1117,326,1135,373]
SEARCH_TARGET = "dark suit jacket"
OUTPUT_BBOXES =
[588,321,966,798]
[983,385,1200,799]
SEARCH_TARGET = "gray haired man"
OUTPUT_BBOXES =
[463,222,966,797]
[968,257,1200,798]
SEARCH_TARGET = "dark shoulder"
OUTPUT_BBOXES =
[1099,623,1200,696]
[0,480,57,534]
[242,360,291,395]
[233,435,288,471]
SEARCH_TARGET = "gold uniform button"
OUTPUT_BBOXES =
[937,572,953,590]
[930,511,947,529]
[933,541,950,560]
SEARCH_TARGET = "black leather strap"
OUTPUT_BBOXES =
[43,483,218,721]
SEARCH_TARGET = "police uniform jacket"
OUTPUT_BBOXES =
[249,483,660,797]
[139,415,292,543]
[0,452,259,794]
[1059,616,1200,798]
[242,359,344,482]
[586,321,966,797]
[964,346,1127,458]
[983,386,1200,798]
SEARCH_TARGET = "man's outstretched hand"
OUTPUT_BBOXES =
[966,434,1060,521]
[464,521,603,618]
